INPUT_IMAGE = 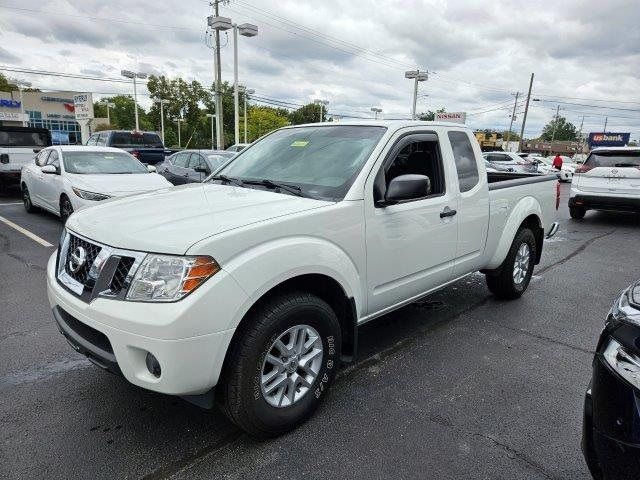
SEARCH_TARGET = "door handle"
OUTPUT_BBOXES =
[440,208,457,218]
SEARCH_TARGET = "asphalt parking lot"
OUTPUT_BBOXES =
[1,183,639,480]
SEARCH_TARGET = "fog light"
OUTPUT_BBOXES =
[145,352,161,378]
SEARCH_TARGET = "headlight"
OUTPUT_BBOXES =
[126,254,219,302]
[72,188,111,201]
[603,338,640,390]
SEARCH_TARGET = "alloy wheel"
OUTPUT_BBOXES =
[512,243,530,285]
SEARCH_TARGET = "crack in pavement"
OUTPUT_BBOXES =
[537,229,617,276]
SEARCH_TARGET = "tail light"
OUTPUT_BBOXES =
[555,181,560,210]
[131,149,140,159]
[575,164,593,173]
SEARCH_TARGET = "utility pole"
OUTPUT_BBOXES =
[518,73,534,151]
[177,117,182,148]
[154,99,169,145]
[551,104,561,142]
[212,0,224,149]
[506,92,520,146]
[405,70,429,120]
[603,117,608,133]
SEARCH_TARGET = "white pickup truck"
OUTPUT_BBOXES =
[47,121,559,437]
[0,126,52,189]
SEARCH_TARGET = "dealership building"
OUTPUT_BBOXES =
[0,90,106,144]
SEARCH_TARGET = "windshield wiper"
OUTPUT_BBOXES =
[244,179,303,197]
[211,174,245,187]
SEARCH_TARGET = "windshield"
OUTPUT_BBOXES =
[63,151,149,174]
[206,153,234,169]
[585,151,640,168]
[214,126,386,200]
[110,132,163,148]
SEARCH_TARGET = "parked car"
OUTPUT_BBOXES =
[582,278,640,480]
[157,150,235,185]
[86,130,175,165]
[482,151,537,173]
[1,126,51,188]
[21,146,171,221]
[48,121,558,437]
[226,143,250,153]
[569,147,640,219]
[536,156,573,182]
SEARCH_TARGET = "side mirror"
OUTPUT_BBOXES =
[194,165,209,174]
[41,165,57,174]
[33,148,42,153]
[378,174,431,206]
[147,165,157,172]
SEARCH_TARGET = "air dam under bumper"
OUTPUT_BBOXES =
[47,251,245,396]
[570,194,640,212]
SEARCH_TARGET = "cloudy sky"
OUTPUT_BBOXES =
[1,0,639,139]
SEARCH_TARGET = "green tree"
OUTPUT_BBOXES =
[0,73,17,91]
[418,107,445,121]
[541,116,578,141]
[289,103,324,124]
[247,106,290,141]
[93,95,150,131]
[501,130,521,141]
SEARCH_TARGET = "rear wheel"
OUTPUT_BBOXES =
[60,195,73,222]
[486,227,536,300]
[22,184,37,213]
[217,292,341,438]
[570,206,586,219]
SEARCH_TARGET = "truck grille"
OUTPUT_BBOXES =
[57,231,146,303]
[65,234,102,285]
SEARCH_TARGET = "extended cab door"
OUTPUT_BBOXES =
[446,130,490,276]
[364,132,458,315]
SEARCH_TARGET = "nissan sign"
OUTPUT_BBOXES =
[435,112,467,124]
[588,132,630,148]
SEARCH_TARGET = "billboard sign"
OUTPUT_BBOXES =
[436,111,466,124]
[588,132,630,148]
[73,93,94,120]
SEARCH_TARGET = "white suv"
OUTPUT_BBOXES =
[569,147,640,219]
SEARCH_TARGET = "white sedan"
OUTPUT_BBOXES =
[20,146,172,221]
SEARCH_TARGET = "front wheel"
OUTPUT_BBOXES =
[485,227,537,300]
[60,195,73,222]
[569,206,586,219]
[217,292,341,438]
[22,184,37,213]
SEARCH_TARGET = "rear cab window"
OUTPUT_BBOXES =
[0,129,51,148]
[448,131,479,192]
[110,132,163,148]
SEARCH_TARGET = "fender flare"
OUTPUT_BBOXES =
[485,196,542,270]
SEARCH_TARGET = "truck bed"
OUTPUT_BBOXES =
[487,171,558,190]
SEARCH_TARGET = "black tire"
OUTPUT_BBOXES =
[485,227,537,300]
[217,292,341,438]
[60,195,73,222]
[570,206,586,219]
[22,184,37,213]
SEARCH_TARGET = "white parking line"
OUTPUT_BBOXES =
[0,202,23,206]
[0,215,54,247]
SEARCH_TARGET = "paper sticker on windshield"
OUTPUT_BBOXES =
[290,140,309,147]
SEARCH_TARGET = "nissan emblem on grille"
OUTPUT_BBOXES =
[68,246,87,273]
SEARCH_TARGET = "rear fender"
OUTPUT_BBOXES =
[485,196,542,270]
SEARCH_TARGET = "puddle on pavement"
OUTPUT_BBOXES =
[0,357,91,390]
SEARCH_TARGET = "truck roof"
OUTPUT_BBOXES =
[282,120,468,130]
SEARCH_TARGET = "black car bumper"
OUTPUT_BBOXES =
[583,355,640,479]
[570,194,640,212]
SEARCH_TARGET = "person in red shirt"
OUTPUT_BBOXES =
[552,154,563,170]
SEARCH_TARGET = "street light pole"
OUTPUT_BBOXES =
[404,70,428,120]
[314,99,329,122]
[154,99,170,144]
[177,117,183,148]
[9,78,31,126]
[603,117,608,133]
[206,113,215,149]
[104,102,115,126]
[371,107,382,119]
[232,23,258,147]
[242,87,254,143]
[505,92,520,146]
[121,70,147,131]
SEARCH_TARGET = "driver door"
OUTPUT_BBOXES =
[40,150,63,212]
[364,133,458,315]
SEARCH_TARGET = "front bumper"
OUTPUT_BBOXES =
[47,251,248,395]
[569,193,640,212]
[583,355,640,480]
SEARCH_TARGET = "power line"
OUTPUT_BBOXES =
[0,66,143,84]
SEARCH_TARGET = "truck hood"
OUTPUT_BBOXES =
[67,172,171,196]
[65,183,332,254]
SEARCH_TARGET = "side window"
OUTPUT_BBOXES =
[188,154,203,169]
[96,133,107,146]
[448,131,479,193]
[47,150,60,169]
[86,134,98,146]
[35,150,50,166]
[173,153,189,167]
[377,138,445,201]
